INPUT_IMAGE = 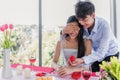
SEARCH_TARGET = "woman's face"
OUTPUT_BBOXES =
[67,22,80,39]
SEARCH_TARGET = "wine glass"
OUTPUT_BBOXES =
[28,53,36,74]
[82,64,92,80]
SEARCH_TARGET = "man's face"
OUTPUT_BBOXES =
[78,13,95,29]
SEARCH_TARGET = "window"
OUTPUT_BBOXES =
[0,0,39,66]
[91,0,110,23]
[115,0,120,59]
[42,0,78,66]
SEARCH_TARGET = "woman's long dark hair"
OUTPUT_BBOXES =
[66,15,85,58]
[77,26,85,58]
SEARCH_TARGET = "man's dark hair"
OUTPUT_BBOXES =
[75,1,95,19]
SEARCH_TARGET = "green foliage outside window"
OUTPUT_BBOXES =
[42,30,59,67]
[0,25,63,67]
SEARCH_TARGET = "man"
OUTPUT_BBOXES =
[62,1,119,72]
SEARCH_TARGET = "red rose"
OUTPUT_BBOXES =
[36,72,45,77]
[71,72,81,80]
[69,55,76,62]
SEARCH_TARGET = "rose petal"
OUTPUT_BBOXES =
[71,72,81,79]
[36,72,45,77]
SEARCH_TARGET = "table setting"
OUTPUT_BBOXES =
[0,63,100,80]
[0,46,100,80]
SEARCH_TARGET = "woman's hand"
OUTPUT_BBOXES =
[51,62,59,68]
[57,66,74,77]
[62,24,80,35]
[57,66,83,77]
[68,58,84,66]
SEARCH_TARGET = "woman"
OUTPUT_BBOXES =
[52,15,92,77]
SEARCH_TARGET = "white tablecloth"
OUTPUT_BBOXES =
[0,68,100,80]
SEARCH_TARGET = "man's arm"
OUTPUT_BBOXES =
[82,23,110,64]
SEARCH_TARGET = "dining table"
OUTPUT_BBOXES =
[0,64,100,80]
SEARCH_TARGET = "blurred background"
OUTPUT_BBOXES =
[0,0,120,67]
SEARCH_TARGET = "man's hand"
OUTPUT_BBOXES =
[62,23,80,35]
[68,58,84,67]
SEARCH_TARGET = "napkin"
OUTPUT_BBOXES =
[91,72,100,77]
[11,64,54,73]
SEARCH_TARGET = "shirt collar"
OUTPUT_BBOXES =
[92,17,98,33]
